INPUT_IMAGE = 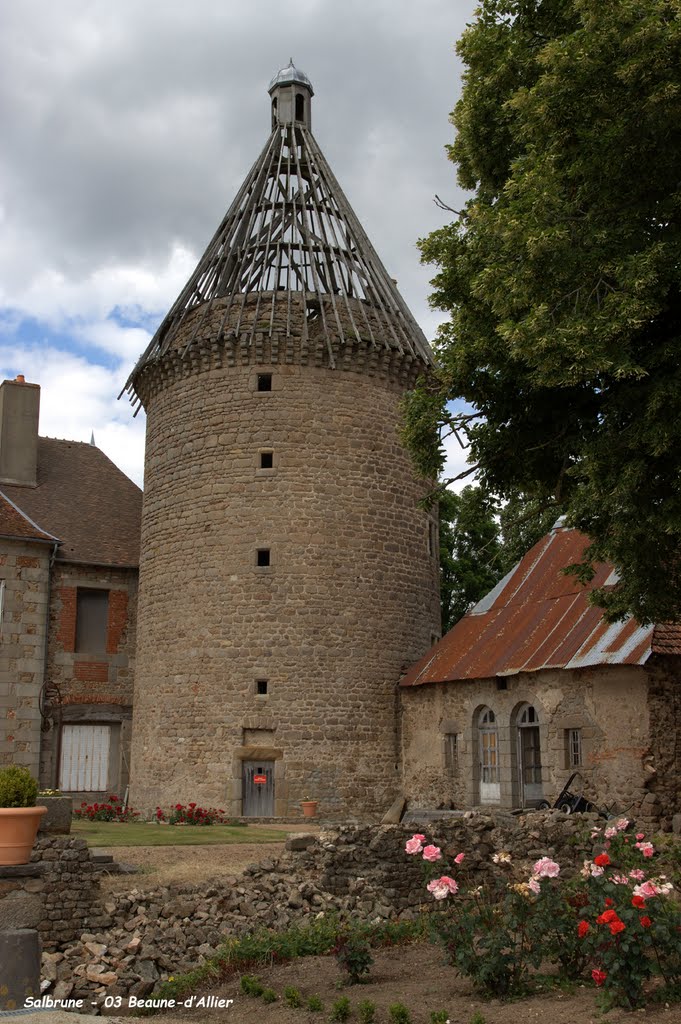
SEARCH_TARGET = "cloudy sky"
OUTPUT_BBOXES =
[0,0,478,487]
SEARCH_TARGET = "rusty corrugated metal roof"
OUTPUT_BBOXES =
[401,526,661,688]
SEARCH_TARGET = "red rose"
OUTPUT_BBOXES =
[594,853,610,867]
[631,895,646,909]
[640,916,652,928]
[592,969,607,987]
[605,897,614,907]
[597,909,618,924]
[578,921,590,938]
[609,920,625,935]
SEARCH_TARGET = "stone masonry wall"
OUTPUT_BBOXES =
[645,655,681,824]
[0,836,107,950]
[0,538,51,774]
[130,295,440,820]
[400,664,659,822]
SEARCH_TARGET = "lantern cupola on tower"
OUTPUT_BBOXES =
[268,59,313,129]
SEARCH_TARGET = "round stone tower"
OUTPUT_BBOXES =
[124,63,440,819]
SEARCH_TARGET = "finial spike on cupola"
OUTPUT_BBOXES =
[268,59,313,130]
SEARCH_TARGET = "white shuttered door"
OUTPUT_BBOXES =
[59,724,111,791]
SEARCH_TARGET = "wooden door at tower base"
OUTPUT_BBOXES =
[242,761,274,816]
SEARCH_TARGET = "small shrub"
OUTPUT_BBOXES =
[262,988,278,1003]
[155,802,232,825]
[430,1013,449,1024]
[388,1004,411,1024]
[73,794,139,822]
[240,974,264,997]
[358,999,376,1024]
[307,995,324,1012]
[330,996,351,1021]
[285,986,303,1008]
[0,766,38,807]
[469,1014,487,1024]
[334,930,374,984]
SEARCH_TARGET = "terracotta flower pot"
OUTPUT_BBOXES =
[0,806,48,865]
[301,800,318,818]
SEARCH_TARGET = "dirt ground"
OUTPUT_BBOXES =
[97,824,319,891]
[143,941,681,1024]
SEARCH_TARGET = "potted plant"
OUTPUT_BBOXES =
[300,795,318,818]
[0,766,48,865]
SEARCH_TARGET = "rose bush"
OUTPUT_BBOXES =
[73,794,139,822]
[405,819,681,1007]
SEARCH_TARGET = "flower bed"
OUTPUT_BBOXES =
[73,794,139,822]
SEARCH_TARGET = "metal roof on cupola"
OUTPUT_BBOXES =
[268,59,314,95]
[123,63,434,408]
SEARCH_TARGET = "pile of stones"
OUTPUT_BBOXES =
[36,811,617,1010]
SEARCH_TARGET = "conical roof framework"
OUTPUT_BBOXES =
[124,69,433,406]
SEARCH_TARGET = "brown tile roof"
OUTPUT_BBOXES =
[401,526,660,688]
[651,623,681,655]
[2,438,142,567]
[0,491,57,544]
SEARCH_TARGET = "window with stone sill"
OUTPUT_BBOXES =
[75,588,109,654]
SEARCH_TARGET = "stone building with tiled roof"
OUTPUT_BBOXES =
[0,375,141,800]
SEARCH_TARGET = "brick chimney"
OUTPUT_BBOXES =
[0,376,40,487]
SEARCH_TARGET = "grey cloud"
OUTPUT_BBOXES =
[0,0,476,335]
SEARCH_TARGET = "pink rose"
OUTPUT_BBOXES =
[405,836,424,855]
[454,852,465,864]
[422,844,442,862]
[635,841,654,858]
[532,857,560,878]
[426,875,459,900]
[636,832,645,840]
[528,877,541,894]
[629,869,645,881]
[616,818,629,831]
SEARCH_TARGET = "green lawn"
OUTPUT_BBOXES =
[72,820,287,847]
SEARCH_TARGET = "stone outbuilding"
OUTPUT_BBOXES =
[0,375,142,801]
[400,521,681,827]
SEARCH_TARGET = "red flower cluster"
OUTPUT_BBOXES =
[597,907,626,936]
[154,802,231,826]
[74,794,139,822]
[592,968,607,987]
[594,852,611,867]
[577,920,590,938]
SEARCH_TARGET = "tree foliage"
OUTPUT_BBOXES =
[412,0,681,623]
[439,486,504,631]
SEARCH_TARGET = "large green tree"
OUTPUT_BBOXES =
[439,485,504,631]
[408,0,681,623]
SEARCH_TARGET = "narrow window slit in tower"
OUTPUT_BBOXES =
[257,373,272,392]
[260,451,274,469]
[256,679,268,696]
[257,548,271,567]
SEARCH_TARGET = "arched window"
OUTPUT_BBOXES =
[516,703,543,806]
[478,706,500,803]
[295,93,305,121]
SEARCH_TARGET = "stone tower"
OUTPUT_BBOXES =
[124,63,440,819]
